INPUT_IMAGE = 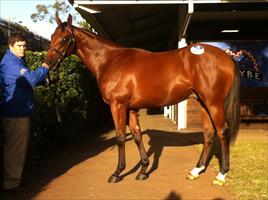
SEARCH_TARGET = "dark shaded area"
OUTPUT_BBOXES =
[0,124,114,200]
[0,128,225,200]
[164,191,182,200]
[164,191,226,200]
[76,4,179,52]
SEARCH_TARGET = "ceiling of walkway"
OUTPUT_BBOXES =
[68,1,268,51]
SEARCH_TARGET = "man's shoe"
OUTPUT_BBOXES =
[2,185,28,193]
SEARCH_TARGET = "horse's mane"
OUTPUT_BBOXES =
[75,25,120,48]
[57,22,119,49]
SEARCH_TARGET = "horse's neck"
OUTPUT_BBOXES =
[74,29,114,80]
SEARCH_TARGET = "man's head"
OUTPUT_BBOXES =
[8,32,27,58]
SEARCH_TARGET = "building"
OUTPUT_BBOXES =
[67,0,268,130]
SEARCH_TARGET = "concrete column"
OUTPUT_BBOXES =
[164,106,171,118]
[171,105,175,122]
[178,100,187,130]
[177,38,188,130]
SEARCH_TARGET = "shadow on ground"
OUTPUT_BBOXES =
[0,128,223,200]
[0,126,116,200]
[122,129,222,179]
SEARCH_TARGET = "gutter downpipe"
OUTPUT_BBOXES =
[177,1,193,130]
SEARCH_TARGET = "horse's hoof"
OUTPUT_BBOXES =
[136,173,148,181]
[108,175,122,183]
[212,178,225,186]
[187,173,199,180]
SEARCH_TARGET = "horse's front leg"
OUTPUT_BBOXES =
[108,101,127,183]
[129,109,149,180]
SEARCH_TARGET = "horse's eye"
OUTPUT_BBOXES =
[61,37,68,44]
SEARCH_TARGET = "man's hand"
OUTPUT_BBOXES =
[42,63,50,69]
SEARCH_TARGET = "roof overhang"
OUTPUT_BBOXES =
[68,0,268,51]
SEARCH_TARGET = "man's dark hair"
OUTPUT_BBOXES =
[8,32,27,46]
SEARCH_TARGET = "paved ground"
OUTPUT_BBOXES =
[2,110,266,200]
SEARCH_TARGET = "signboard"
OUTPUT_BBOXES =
[225,48,263,81]
[205,41,268,87]
[239,69,262,81]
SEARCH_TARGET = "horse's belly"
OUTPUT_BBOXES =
[129,83,191,108]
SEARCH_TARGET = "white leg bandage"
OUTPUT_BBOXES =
[212,172,227,185]
[216,172,227,182]
[190,166,205,177]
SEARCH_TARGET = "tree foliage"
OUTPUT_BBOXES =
[31,0,72,23]
[26,51,111,144]
[31,0,93,30]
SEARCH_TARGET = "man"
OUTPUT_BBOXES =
[0,32,49,191]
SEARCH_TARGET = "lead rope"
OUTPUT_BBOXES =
[46,28,75,123]
[46,66,62,123]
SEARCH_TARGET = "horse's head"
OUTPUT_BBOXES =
[45,14,76,69]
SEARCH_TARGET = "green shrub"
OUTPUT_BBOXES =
[26,51,111,146]
[1,51,111,152]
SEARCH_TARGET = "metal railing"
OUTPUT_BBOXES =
[0,18,50,51]
[240,87,268,121]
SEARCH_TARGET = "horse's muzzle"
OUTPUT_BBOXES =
[45,57,60,70]
[45,57,53,66]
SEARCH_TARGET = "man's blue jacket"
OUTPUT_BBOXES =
[0,49,49,117]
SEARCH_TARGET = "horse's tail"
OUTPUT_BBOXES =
[224,59,240,143]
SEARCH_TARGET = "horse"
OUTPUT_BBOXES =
[45,14,240,186]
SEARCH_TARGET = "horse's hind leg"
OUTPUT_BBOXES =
[108,101,127,183]
[208,104,230,186]
[188,106,215,180]
[129,109,149,180]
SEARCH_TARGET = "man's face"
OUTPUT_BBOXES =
[9,41,27,58]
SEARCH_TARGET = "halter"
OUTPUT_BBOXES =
[46,26,76,123]
[48,26,76,70]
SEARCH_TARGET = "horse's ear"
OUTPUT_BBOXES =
[55,12,62,25]
[67,14,72,27]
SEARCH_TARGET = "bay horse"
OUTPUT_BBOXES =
[45,15,240,186]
